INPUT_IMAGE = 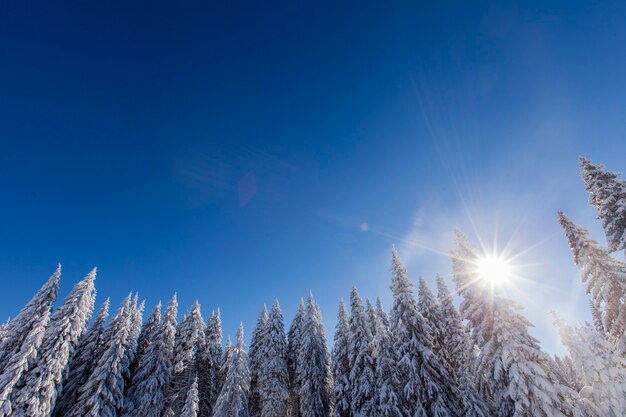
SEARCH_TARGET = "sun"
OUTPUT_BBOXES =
[476,255,512,285]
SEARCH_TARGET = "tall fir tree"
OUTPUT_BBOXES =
[297,293,331,417]
[11,269,96,417]
[348,288,376,417]
[365,298,377,339]
[558,212,626,352]
[287,299,305,417]
[388,249,455,417]
[53,298,110,417]
[248,305,268,417]
[580,157,626,253]
[213,323,250,417]
[199,308,223,417]
[128,302,162,381]
[331,299,351,417]
[182,375,200,417]
[375,297,389,330]
[259,300,290,417]
[452,231,581,417]
[0,266,60,417]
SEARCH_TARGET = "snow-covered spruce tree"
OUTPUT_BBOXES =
[297,293,331,417]
[558,212,626,351]
[435,275,489,417]
[417,277,462,417]
[451,231,581,417]
[163,300,206,417]
[580,157,626,253]
[554,318,626,417]
[331,299,351,417]
[259,300,289,417]
[182,375,200,417]
[371,299,402,417]
[348,287,376,417]
[122,295,144,391]
[0,266,60,417]
[65,293,135,417]
[122,294,177,417]
[287,298,305,417]
[128,302,162,381]
[11,268,97,417]
[198,308,223,417]
[248,305,268,417]
[365,298,377,339]
[213,323,250,417]
[388,249,456,417]
[375,297,389,330]
[53,298,110,417]
[552,355,583,394]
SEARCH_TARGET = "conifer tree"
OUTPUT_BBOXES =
[11,268,97,417]
[182,375,200,417]
[129,302,162,380]
[331,300,351,417]
[375,297,389,330]
[0,266,60,417]
[213,323,250,417]
[552,355,583,394]
[53,298,110,417]
[249,305,268,417]
[365,298,377,338]
[122,296,144,391]
[199,308,223,417]
[372,301,402,417]
[287,299,305,417]
[580,157,626,253]
[558,212,626,351]
[452,231,581,417]
[388,249,455,417]
[348,288,376,417]
[297,293,331,417]
[259,300,289,417]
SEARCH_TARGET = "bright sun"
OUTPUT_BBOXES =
[476,256,512,285]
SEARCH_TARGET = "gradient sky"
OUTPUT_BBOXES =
[1,1,626,354]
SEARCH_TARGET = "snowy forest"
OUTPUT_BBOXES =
[0,156,624,417]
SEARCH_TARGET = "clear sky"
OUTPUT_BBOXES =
[1,1,625,354]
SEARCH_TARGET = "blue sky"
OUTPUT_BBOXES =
[1,1,625,354]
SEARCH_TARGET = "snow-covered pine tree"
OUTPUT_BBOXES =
[0,266,60,417]
[199,308,223,417]
[10,268,97,417]
[53,298,110,417]
[248,305,268,417]
[348,288,376,417]
[388,249,455,417]
[554,318,626,417]
[580,157,626,253]
[331,300,351,417]
[129,302,162,381]
[417,277,461,417]
[65,293,135,417]
[212,323,250,417]
[375,297,389,330]
[122,295,144,392]
[259,300,289,417]
[435,275,489,417]
[558,212,626,352]
[372,299,402,417]
[365,298,377,339]
[220,336,233,391]
[451,231,581,417]
[552,355,583,394]
[182,375,200,417]
[297,293,331,417]
[163,300,206,417]
[287,299,305,417]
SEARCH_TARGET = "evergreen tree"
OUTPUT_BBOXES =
[372,300,402,417]
[248,305,268,417]
[53,298,110,417]
[199,308,223,417]
[182,375,200,417]
[555,318,626,417]
[11,268,96,417]
[221,336,233,391]
[0,266,60,417]
[552,355,583,394]
[287,299,305,417]
[348,288,376,417]
[163,301,206,417]
[580,157,626,253]
[213,323,250,417]
[122,296,144,390]
[365,298,377,338]
[375,297,389,330]
[331,300,351,417]
[129,302,162,380]
[452,231,581,417]
[558,212,626,350]
[388,249,455,417]
[259,300,289,417]
[297,293,331,417]
[65,294,135,417]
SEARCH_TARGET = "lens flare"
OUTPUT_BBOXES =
[476,255,511,285]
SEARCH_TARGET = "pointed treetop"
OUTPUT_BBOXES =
[236,322,245,348]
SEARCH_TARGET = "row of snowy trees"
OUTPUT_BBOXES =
[0,156,624,417]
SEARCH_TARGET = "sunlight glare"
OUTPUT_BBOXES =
[476,255,511,285]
